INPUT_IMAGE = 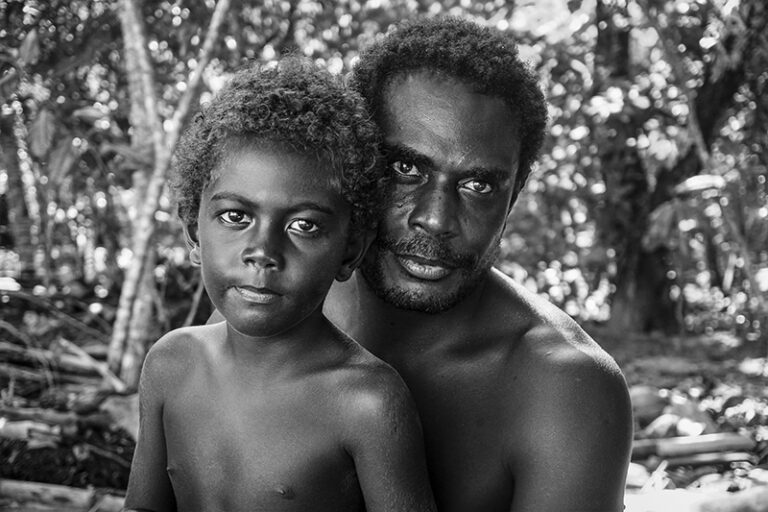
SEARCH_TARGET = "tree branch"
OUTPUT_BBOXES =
[108,0,232,374]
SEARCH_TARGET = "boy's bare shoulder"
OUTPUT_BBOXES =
[323,326,416,427]
[142,323,223,383]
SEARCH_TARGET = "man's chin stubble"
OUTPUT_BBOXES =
[358,252,496,314]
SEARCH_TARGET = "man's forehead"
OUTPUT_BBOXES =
[380,71,521,171]
[382,71,518,133]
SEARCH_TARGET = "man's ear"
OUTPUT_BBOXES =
[336,229,375,282]
[183,223,202,267]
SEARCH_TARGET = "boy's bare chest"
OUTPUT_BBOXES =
[160,374,363,511]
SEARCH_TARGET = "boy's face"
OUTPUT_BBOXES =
[192,142,363,338]
[359,72,521,313]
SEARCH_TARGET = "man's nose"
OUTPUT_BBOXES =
[407,180,459,238]
[241,223,283,270]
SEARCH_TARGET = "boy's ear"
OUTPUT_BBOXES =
[183,223,202,267]
[336,229,375,282]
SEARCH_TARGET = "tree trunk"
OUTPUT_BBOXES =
[597,0,767,332]
[107,0,232,387]
[593,0,676,332]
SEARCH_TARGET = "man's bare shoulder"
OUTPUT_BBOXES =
[485,268,631,438]
[487,268,620,374]
[487,270,633,509]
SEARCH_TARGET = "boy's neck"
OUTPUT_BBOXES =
[220,309,341,379]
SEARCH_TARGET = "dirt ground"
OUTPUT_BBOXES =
[1,327,767,510]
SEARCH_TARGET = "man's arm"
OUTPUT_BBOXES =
[342,366,437,512]
[124,338,178,511]
[508,326,633,512]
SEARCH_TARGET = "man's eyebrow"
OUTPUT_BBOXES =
[463,166,511,183]
[383,143,511,182]
[383,143,433,167]
[208,191,336,215]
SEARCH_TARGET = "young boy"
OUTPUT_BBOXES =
[123,59,436,512]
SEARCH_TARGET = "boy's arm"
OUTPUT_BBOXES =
[343,366,437,512]
[124,339,177,511]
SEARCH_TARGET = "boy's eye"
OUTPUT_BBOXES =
[288,218,319,235]
[459,178,493,195]
[390,160,421,178]
[218,210,251,225]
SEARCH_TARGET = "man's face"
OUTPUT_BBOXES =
[359,71,522,313]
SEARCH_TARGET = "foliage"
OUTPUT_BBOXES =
[0,0,766,363]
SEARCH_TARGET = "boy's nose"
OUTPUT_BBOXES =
[241,227,283,270]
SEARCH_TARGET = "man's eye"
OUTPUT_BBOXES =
[218,210,250,225]
[460,179,493,194]
[288,218,319,235]
[390,160,421,178]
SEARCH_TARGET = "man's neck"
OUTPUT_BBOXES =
[327,270,493,355]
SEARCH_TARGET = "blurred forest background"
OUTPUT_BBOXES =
[0,0,768,508]
[2,0,766,387]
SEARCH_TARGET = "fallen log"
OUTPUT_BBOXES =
[625,484,768,512]
[664,451,758,468]
[0,478,124,511]
[0,418,66,440]
[633,432,756,459]
[0,362,101,387]
[0,405,111,429]
[56,338,126,393]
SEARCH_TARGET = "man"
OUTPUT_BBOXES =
[324,16,633,512]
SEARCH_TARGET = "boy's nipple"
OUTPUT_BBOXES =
[275,484,295,499]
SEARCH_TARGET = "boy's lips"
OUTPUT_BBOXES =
[395,254,453,281]
[233,285,281,304]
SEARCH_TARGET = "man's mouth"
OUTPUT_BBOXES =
[396,255,453,281]
[233,285,281,304]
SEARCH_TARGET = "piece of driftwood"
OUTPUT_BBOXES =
[0,418,64,441]
[0,478,124,511]
[632,432,756,459]
[0,362,101,387]
[0,340,125,392]
[0,405,111,429]
[625,485,768,512]
[664,451,758,468]
[56,338,126,393]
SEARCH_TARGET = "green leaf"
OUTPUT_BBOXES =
[642,200,678,251]
[28,108,56,159]
[48,137,78,186]
[19,30,40,67]
[73,106,108,124]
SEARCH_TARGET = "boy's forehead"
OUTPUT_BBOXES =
[205,139,343,202]
[213,136,337,181]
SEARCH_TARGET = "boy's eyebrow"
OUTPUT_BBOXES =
[383,142,512,182]
[208,191,337,215]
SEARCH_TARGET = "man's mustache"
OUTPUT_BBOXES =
[376,234,476,268]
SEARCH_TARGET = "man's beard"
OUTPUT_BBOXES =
[359,233,500,314]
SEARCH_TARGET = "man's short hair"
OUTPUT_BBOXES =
[351,16,547,202]
[173,57,384,233]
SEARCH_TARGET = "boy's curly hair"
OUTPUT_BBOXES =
[173,58,384,233]
[350,16,548,204]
